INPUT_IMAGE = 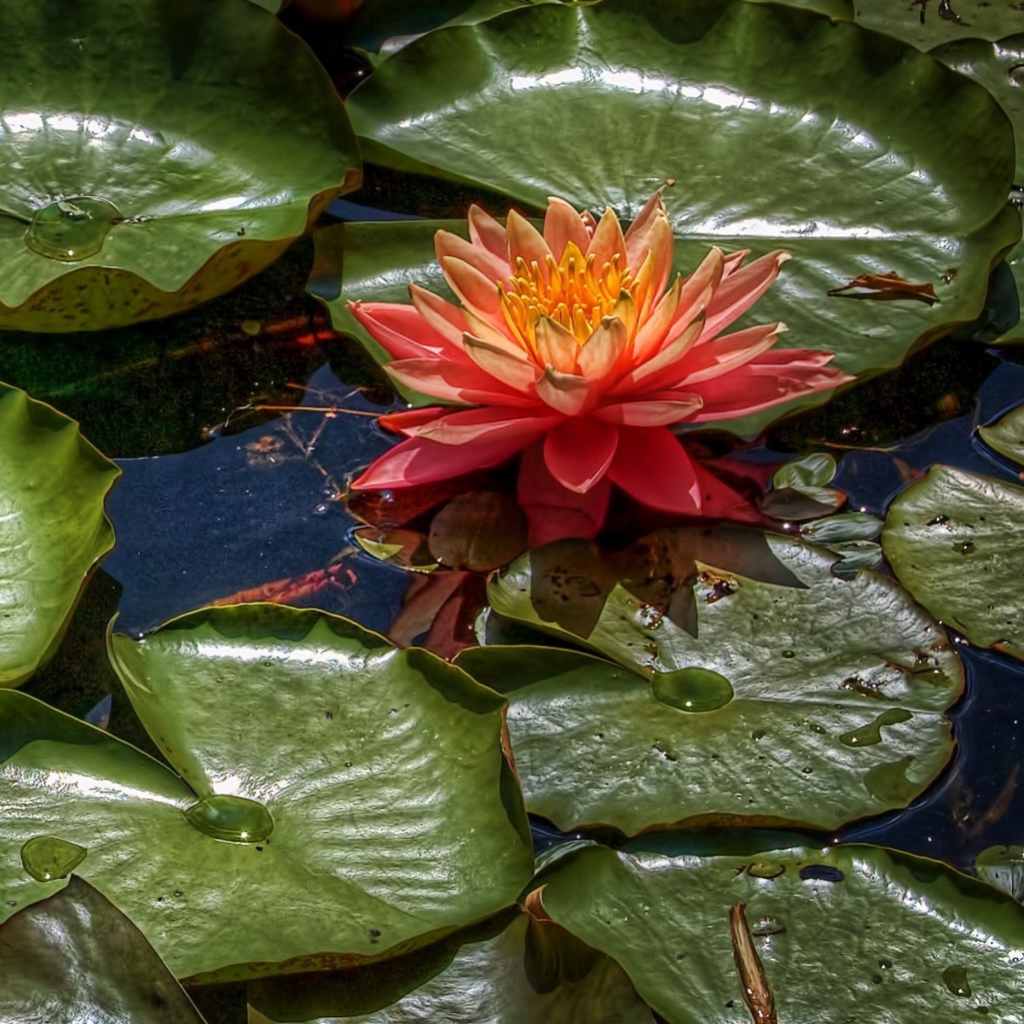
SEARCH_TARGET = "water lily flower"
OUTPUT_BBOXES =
[349,194,850,529]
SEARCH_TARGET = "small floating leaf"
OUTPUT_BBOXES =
[975,845,1024,903]
[978,403,1024,468]
[882,465,1024,660]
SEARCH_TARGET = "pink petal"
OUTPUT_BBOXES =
[535,316,580,374]
[676,322,787,386]
[578,317,628,381]
[535,366,592,416]
[632,274,683,364]
[435,229,509,287]
[586,207,628,268]
[625,192,673,298]
[606,426,702,514]
[543,197,592,260]
[543,416,619,493]
[518,440,611,545]
[594,391,703,427]
[507,210,553,282]
[378,406,450,435]
[611,315,705,395]
[410,406,561,446]
[467,204,509,264]
[689,352,851,421]
[352,431,535,490]
[463,333,540,393]
[408,284,471,352]
[441,256,504,321]
[385,358,538,407]
[349,301,453,360]
[701,250,790,340]
[656,246,725,351]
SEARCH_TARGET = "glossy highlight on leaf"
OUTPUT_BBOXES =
[0,383,119,687]
[0,605,533,982]
[0,0,360,331]
[535,840,1024,1024]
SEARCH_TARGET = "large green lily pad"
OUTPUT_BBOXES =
[0,605,533,982]
[251,911,655,1023]
[0,875,207,1024]
[0,0,359,331]
[0,384,118,687]
[882,465,1024,659]
[343,0,1016,430]
[854,0,1024,50]
[466,530,962,832]
[534,840,1024,1024]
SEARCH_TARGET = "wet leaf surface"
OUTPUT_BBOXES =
[882,465,1024,659]
[0,875,207,1024]
[976,845,1024,902]
[0,605,533,982]
[535,839,1024,1024]
[0,0,358,330]
[475,528,962,831]
[0,384,119,686]
[978,401,1024,468]
[249,911,654,1023]
[854,0,1024,50]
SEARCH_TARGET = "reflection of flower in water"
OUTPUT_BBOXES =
[349,193,850,532]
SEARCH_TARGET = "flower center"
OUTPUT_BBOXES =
[499,241,632,351]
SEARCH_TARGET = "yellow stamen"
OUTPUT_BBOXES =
[499,241,637,358]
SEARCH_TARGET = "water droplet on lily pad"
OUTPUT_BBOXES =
[184,795,273,844]
[25,196,120,261]
[651,667,733,712]
[20,835,87,881]
[942,964,971,997]
[839,708,912,747]
[864,756,917,803]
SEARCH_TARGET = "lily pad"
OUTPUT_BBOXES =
[533,840,1024,1024]
[0,384,119,687]
[0,0,359,331]
[480,529,962,830]
[457,630,958,833]
[250,911,655,1023]
[343,0,1017,431]
[976,845,1024,903]
[979,401,1024,466]
[0,875,207,1024]
[882,465,1024,659]
[854,0,1024,51]
[0,605,533,982]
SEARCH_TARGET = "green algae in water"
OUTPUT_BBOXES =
[839,708,913,748]
[651,667,733,712]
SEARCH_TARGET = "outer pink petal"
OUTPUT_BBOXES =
[624,192,673,299]
[535,367,592,416]
[467,204,509,264]
[700,250,790,340]
[393,406,560,446]
[507,210,553,281]
[408,284,472,352]
[378,406,450,435]
[349,301,455,360]
[675,322,786,386]
[606,426,702,514]
[586,207,628,268]
[441,256,505,323]
[352,432,535,490]
[612,316,705,395]
[543,417,619,493]
[435,229,510,286]
[543,197,592,261]
[689,352,851,422]
[594,391,703,427]
[385,358,538,407]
